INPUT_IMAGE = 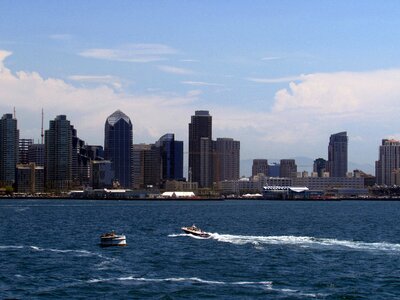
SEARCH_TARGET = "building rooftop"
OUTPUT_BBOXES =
[106,110,131,126]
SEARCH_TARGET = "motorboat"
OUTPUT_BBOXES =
[181,225,210,238]
[100,231,127,247]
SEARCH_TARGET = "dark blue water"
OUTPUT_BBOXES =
[1,200,400,299]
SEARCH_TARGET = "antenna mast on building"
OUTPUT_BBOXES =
[41,108,44,144]
[13,107,16,118]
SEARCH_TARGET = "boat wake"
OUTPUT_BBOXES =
[168,233,210,239]
[86,276,324,297]
[169,232,400,253]
[87,275,272,287]
[0,244,116,261]
[208,233,400,253]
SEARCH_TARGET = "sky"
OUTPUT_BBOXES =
[1,1,400,175]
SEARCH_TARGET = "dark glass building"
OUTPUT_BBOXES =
[0,113,19,186]
[188,110,212,187]
[19,138,33,164]
[104,110,133,188]
[28,144,45,167]
[313,158,327,177]
[156,133,184,181]
[45,115,72,191]
[327,132,348,177]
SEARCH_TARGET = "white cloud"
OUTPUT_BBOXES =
[2,50,400,167]
[247,75,304,84]
[181,81,223,87]
[272,70,400,116]
[68,75,124,89]
[180,59,199,62]
[157,65,194,75]
[261,56,281,61]
[79,43,177,63]
[0,50,12,69]
[186,89,203,97]
[0,50,198,145]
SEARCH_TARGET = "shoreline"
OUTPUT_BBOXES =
[2,196,400,201]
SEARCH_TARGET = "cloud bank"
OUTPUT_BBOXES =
[1,50,399,169]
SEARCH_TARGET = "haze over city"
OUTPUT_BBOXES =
[2,1,400,174]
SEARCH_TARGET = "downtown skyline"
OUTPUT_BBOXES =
[2,1,400,172]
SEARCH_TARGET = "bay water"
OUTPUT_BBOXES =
[1,199,400,299]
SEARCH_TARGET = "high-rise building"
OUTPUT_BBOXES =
[252,159,268,177]
[19,138,33,164]
[188,110,212,187]
[104,110,133,188]
[280,159,297,178]
[45,115,72,191]
[156,133,184,181]
[268,163,280,177]
[16,163,44,193]
[71,126,90,188]
[214,138,240,181]
[91,160,114,189]
[327,132,348,177]
[28,144,45,167]
[375,139,400,186]
[86,145,104,161]
[313,158,327,177]
[0,113,19,186]
[132,144,161,189]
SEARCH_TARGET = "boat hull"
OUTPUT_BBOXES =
[100,235,127,247]
[181,227,210,238]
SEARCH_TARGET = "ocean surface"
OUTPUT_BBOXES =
[1,199,400,299]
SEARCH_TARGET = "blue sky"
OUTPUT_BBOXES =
[2,1,400,174]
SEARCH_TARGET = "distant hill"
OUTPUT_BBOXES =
[240,157,374,177]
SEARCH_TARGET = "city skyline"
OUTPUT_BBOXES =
[2,1,400,171]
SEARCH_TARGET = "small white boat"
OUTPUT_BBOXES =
[100,231,127,247]
[181,225,210,238]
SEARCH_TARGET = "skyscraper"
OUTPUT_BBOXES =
[214,138,240,181]
[132,144,161,189]
[375,139,400,186]
[18,138,33,164]
[313,158,327,177]
[252,159,268,177]
[280,159,297,178]
[0,113,19,186]
[104,110,133,188]
[28,144,45,167]
[71,126,90,188]
[156,133,184,181]
[327,132,348,177]
[188,110,213,187]
[45,115,72,191]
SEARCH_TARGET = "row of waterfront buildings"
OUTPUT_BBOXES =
[0,109,399,198]
[0,110,240,195]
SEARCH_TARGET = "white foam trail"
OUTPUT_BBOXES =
[0,245,24,250]
[168,233,210,239]
[208,233,400,252]
[168,233,188,237]
[276,288,321,298]
[28,245,116,261]
[87,276,272,287]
